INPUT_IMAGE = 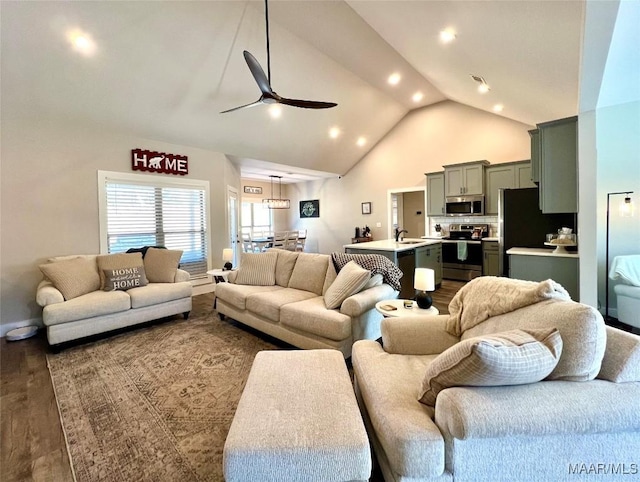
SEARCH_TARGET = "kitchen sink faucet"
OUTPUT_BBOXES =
[395,227,408,242]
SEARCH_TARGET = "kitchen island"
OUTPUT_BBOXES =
[506,247,579,300]
[343,238,442,299]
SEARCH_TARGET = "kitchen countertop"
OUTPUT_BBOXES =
[343,238,442,252]
[507,247,579,259]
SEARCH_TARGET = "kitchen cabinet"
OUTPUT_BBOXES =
[425,171,445,216]
[482,240,500,276]
[443,160,488,196]
[484,160,536,214]
[344,240,443,299]
[415,244,442,287]
[529,129,541,184]
[537,116,578,214]
[508,249,579,300]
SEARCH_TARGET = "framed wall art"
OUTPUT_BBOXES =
[362,202,371,214]
[300,200,320,218]
[243,186,262,194]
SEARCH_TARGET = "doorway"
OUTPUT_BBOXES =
[227,186,240,266]
[387,187,426,238]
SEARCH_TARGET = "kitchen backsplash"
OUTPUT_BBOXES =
[429,216,499,238]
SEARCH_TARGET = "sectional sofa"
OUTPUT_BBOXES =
[215,249,398,358]
[352,277,640,481]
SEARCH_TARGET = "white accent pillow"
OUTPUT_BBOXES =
[324,261,371,309]
[235,251,278,286]
[419,328,562,406]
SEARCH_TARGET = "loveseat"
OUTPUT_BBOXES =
[215,249,399,358]
[36,248,192,346]
[353,277,640,482]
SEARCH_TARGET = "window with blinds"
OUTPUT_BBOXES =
[98,171,210,279]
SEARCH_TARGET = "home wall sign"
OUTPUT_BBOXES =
[300,200,320,218]
[132,148,188,176]
[244,186,263,194]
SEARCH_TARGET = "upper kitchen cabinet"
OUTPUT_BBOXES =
[485,160,536,214]
[443,160,489,196]
[537,116,578,214]
[529,129,541,184]
[426,171,445,216]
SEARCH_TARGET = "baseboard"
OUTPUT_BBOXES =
[1,317,43,338]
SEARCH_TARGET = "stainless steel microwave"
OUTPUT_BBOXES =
[445,195,485,216]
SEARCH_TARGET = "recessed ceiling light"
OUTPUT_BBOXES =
[268,105,282,119]
[412,92,424,103]
[478,84,490,94]
[356,137,367,147]
[493,104,504,112]
[387,73,401,86]
[329,127,341,139]
[66,29,96,56]
[439,29,456,43]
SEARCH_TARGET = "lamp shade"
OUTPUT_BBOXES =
[222,248,233,262]
[414,268,435,292]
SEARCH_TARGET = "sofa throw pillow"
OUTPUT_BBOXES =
[235,251,278,286]
[143,248,183,283]
[39,257,101,301]
[288,253,329,295]
[269,248,299,287]
[97,252,146,289]
[103,266,149,291]
[324,261,371,309]
[362,273,383,290]
[418,328,563,406]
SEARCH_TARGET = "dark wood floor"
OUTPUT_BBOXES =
[0,282,464,482]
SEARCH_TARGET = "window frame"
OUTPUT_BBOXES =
[98,170,212,278]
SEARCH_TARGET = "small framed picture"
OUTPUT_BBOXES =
[361,202,371,215]
[244,186,262,194]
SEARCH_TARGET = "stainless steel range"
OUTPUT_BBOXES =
[441,223,489,281]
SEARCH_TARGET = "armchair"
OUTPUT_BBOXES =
[609,255,640,329]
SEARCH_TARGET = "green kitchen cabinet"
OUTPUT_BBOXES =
[484,160,535,214]
[443,160,488,197]
[426,171,445,216]
[415,244,443,287]
[482,240,500,276]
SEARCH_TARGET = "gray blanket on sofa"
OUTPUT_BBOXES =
[331,253,403,291]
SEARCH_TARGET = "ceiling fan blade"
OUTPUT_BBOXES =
[278,97,338,109]
[220,99,263,114]
[243,50,272,95]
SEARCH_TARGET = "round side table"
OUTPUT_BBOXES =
[375,299,439,317]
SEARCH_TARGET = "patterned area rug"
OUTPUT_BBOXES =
[47,303,279,481]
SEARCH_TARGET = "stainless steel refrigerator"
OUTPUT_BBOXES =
[498,188,576,276]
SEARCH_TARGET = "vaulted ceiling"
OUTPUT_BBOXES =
[1,1,584,183]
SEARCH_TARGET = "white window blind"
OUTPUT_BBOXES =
[99,172,210,279]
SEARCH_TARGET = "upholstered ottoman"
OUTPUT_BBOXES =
[223,349,371,482]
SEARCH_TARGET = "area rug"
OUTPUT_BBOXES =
[47,310,279,481]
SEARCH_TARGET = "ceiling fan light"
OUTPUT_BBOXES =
[477,83,490,94]
[268,105,282,118]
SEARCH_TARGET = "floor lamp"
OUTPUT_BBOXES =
[605,191,634,321]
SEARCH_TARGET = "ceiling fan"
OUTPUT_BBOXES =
[221,0,337,114]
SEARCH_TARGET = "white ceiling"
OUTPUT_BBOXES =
[1,0,585,183]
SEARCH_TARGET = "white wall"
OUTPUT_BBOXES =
[595,101,640,317]
[287,101,532,254]
[0,114,240,334]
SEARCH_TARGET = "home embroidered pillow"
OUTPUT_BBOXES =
[39,256,101,301]
[97,252,146,289]
[235,251,278,286]
[324,261,371,309]
[103,266,149,291]
[143,248,183,283]
[418,328,563,406]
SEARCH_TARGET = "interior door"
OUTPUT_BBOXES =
[227,186,240,266]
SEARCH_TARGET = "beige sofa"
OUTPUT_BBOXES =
[353,278,640,481]
[36,250,192,346]
[215,249,398,358]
